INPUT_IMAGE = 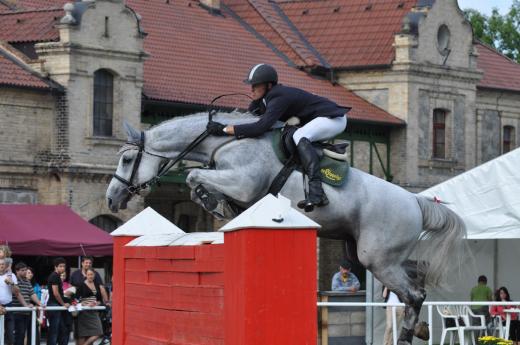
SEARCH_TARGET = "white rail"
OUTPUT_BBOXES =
[0,306,106,345]
[317,301,519,345]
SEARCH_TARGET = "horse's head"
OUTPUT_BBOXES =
[106,122,165,212]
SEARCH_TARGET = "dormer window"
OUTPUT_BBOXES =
[93,69,114,136]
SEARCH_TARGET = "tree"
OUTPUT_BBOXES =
[464,0,520,63]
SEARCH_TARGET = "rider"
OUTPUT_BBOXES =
[206,63,351,212]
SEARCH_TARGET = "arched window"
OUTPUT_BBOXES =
[433,109,447,159]
[503,126,515,153]
[89,215,122,233]
[93,69,114,136]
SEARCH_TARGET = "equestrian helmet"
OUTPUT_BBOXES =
[244,64,278,85]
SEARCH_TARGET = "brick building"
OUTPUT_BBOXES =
[1,0,519,289]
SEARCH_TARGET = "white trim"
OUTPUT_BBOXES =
[248,63,264,81]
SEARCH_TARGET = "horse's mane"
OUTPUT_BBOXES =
[148,110,258,131]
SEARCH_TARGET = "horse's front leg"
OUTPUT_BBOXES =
[186,168,263,217]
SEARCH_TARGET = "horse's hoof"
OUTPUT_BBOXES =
[194,184,218,211]
[414,321,430,340]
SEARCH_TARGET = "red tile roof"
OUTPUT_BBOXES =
[226,0,323,67]
[476,42,520,92]
[11,0,67,10]
[0,0,404,125]
[127,0,402,125]
[276,0,417,68]
[0,8,61,43]
[225,0,307,67]
[0,46,51,89]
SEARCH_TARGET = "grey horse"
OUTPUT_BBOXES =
[106,111,466,345]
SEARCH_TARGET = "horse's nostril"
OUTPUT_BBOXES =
[108,198,113,207]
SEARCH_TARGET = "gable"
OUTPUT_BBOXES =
[414,0,474,69]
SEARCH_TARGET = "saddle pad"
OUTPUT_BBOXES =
[271,130,349,187]
[319,156,349,187]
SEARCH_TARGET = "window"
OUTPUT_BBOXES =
[433,109,446,159]
[93,69,114,136]
[503,126,515,153]
[90,215,121,233]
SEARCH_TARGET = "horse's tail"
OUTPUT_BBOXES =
[415,195,467,288]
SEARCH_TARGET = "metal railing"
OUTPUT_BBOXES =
[0,305,106,345]
[317,301,520,345]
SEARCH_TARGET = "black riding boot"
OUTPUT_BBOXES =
[296,138,329,212]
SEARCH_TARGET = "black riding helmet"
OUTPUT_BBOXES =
[244,64,278,85]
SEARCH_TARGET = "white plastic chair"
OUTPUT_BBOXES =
[437,305,487,345]
[490,315,505,338]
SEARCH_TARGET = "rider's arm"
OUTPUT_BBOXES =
[232,94,289,139]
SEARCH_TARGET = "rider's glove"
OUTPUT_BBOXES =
[206,121,228,136]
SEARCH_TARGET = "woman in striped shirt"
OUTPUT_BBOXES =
[77,268,103,345]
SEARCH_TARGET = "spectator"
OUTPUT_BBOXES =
[12,262,41,345]
[26,267,41,300]
[70,256,108,344]
[0,257,26,345]
[77,268,104,345]
[70,256,108,302]
[383,286,404,345]
[0,245,12,260]
[0,305,5,315]
[46,257,70,345]
[470,275,493,322]
[60,272,74,342]
[331,259,360,292]
[25,267,41,345]
[490,287,520,345]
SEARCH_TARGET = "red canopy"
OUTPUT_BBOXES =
[0,205,113,256]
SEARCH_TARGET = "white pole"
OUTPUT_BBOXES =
[31,308,36,345]
[392,306,397,345]
[428,304,433,345]
[0,314,4,345]
[365,271,374,345]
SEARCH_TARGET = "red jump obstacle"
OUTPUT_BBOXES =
[111,195,320,345]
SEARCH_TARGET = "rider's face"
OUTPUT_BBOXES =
[251,83,268,101]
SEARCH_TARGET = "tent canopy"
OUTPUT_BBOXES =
[0,204,113,256]
[420,148,520,239]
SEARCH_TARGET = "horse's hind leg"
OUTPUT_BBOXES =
[373,264,426,345]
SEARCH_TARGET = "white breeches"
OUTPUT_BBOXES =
[293,115,347,145]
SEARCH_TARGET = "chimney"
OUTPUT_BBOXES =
[199,0,220,14]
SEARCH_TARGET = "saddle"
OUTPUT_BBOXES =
[269,126,350,195]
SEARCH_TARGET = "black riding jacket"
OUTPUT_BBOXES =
[234,84,350,139]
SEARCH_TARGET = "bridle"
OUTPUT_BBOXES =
[113,93,251,195]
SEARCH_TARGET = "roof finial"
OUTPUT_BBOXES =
[61,3,76,25]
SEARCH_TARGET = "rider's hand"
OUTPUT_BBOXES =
[207,121,227,136]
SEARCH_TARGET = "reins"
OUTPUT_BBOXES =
[114,93,252,195]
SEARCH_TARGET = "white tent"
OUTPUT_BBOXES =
[371,149,520,344]
[420,147,520,239]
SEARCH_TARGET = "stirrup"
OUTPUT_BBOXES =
[297,195,329,213]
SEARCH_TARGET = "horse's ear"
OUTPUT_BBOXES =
[123,121,141,143]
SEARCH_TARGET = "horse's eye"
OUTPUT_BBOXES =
[122,157,132,165]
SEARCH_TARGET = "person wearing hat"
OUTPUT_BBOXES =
[331,259,360,292]
[206,63,351,212]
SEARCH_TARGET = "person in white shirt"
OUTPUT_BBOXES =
[0,258,27,345]
[383,286,405,345]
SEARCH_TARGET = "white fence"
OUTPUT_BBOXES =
[317,301,520,345]
[0,306,106,345]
